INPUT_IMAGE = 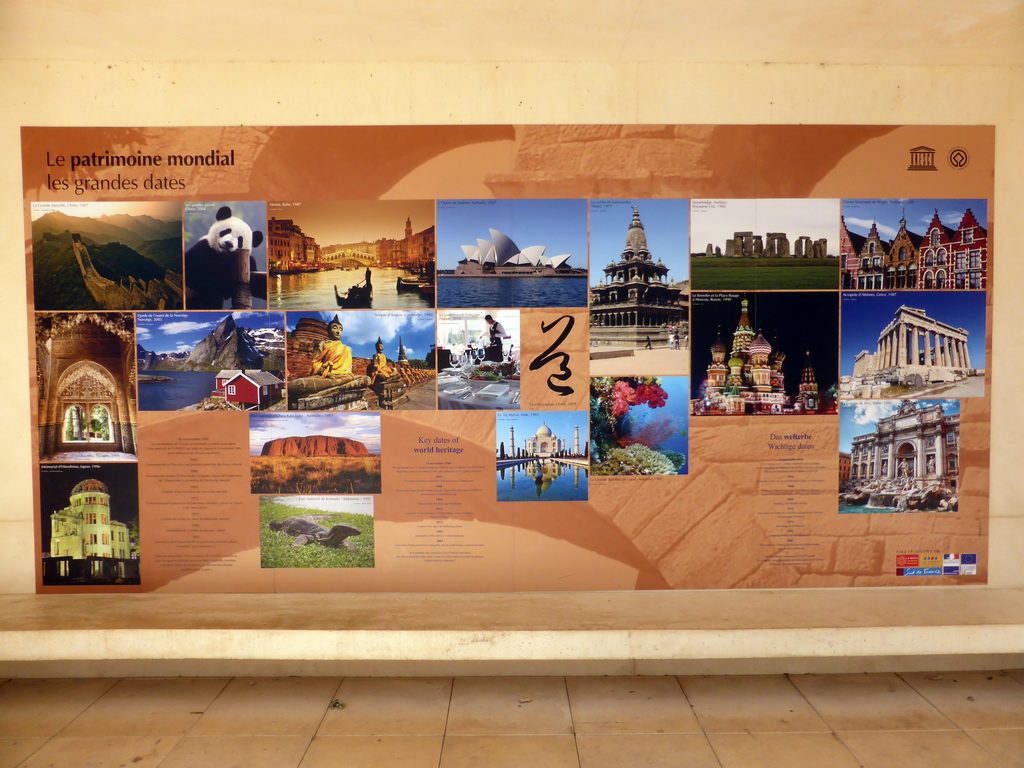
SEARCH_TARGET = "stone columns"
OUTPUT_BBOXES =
[873,311,971,373]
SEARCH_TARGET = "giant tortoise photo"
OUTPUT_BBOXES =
[267,515,362,549]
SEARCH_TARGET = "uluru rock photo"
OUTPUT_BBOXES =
[260,435,370,457]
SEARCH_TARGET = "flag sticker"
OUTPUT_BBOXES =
[897,554,978,576]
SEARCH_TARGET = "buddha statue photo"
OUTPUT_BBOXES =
[288,315,371,410]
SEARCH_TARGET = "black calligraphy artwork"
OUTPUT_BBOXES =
[529,315,575,397]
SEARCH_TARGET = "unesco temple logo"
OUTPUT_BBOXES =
[907,146,937,171]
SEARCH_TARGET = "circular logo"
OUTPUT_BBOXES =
[948,147,969,168]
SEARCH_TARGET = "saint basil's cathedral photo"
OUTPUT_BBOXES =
[690,293,839,416]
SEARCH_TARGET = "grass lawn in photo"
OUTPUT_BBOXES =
[250,455,382,495]
[691,257,839,290]
[260,498,374,568]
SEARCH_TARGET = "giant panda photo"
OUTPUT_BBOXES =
[184,201,268,309]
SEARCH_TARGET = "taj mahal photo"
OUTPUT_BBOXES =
[495,412,589,502]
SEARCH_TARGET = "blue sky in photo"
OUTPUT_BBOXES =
[249,412,381,455]
[589,199,689,283]
[842,198,987,241]
[436,198,588,270]
[840,292,986,375]
[286,310,436,362]
[136,311,283,355]
[839,399,961,454]
[496,410,589,453]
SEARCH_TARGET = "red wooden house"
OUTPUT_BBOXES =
[214,369,284,410]
[214,369,243,392]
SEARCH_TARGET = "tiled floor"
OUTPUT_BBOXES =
[1,670,1022,767]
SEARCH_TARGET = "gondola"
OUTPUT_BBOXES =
[396,276,429,292]
[334,282,373,308]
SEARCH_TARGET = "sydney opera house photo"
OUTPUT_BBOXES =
[454,227,575,276]
[436,198,589,308]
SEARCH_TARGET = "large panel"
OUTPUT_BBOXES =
[22,125,993,592]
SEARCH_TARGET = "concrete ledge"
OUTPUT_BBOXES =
[2,588,1022,677]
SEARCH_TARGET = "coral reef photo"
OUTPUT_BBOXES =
[590,376,688,476]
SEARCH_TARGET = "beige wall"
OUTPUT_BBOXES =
[1,60,1020,593]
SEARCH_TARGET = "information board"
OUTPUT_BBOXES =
[22,125,992,592]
